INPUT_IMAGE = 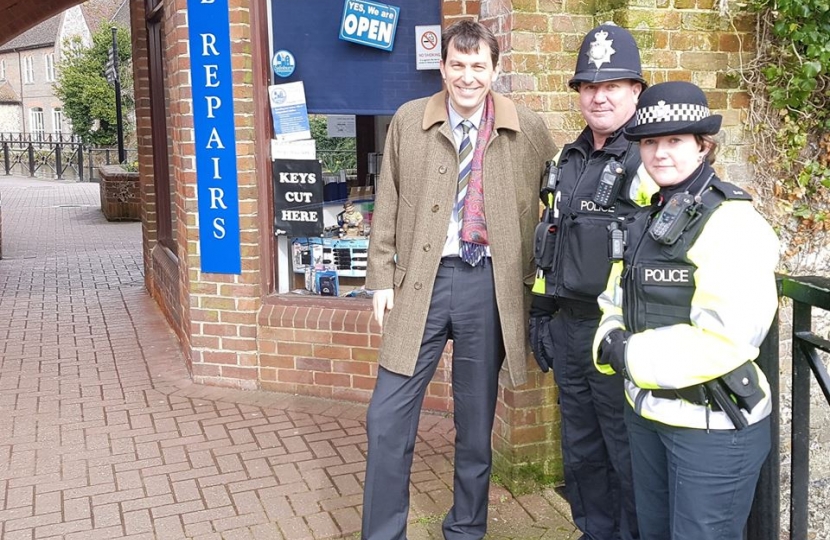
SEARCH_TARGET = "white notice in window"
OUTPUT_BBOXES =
[326,115,356,138]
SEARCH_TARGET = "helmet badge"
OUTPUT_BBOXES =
[654,100,671,120]
[587,30,616,69]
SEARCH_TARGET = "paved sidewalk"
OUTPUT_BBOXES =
[0,176,578,539]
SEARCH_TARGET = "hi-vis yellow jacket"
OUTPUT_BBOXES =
[592,197,780,430]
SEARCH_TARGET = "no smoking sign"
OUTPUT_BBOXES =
[415,25,441,70]
[421,31,438,50]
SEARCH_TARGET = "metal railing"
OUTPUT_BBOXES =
[750,275,830,539]
[84,147,137,181]
[0,132,82,143]
[0,134,135,181]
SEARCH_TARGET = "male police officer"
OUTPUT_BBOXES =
[529,24,654,540]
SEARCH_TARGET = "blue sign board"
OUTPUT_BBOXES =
[186,0,241,274]
[339,0,399,51]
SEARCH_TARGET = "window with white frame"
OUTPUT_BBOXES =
[52,108,63,135]
[30,108,45,139]
[23,56,34,83]
[44,53,55,82]
[0,59,6,80]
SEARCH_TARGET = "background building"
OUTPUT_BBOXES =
[0,0,127,139]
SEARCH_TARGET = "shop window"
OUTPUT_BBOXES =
[273,113,395,296]
[268,0,439,297]
[285,115,363,295]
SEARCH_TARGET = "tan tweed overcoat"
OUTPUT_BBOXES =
[365,90,556,387]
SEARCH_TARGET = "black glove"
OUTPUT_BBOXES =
[598,329,632,378]
[529,296,558,373]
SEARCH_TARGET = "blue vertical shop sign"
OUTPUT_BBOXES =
[339,0,400,51]
[186,0,241,274]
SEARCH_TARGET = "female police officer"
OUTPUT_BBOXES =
[592,81,779,540]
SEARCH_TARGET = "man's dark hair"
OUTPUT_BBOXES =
[441,20,499,68]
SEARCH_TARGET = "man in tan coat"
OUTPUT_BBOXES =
[362,20,556,540]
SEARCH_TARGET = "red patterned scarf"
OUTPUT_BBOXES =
[460,93,494,265]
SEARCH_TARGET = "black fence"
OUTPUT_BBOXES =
[0,133,135,181]
[750,275,830,539]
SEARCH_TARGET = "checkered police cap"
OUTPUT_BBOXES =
[624,81,722,141]
[636,102,710,125]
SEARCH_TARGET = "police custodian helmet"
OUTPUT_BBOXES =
[568,23,647,90]
[623,81,723,141]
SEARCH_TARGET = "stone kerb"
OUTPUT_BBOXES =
[99,164,141,222]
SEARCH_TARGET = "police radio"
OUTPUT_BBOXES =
[592,160,625,208]
[607,221,626,261]
[540,160,562,225]
[649,173,715,245]
[534,160,563,278]
[541,160,561,207]
[648,193,696,245]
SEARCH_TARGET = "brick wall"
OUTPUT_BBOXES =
[476,0,566,491]
[507,0,756,182]
[16,47,62,134]
[257,299,456,411]
[632,0,756,182]
[164,0,263,391]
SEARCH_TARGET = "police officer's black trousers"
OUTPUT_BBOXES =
[547,306,638,540]
[361,258,504,540]
[626,408,770,540]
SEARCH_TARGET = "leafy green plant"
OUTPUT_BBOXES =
[742,0,830,244]
[121,160,139,173]
[54,26,134,146]
[309,115,357,174]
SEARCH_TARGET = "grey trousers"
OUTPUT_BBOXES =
[361,257,505,540]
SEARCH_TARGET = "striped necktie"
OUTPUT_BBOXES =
[456,120,473,226]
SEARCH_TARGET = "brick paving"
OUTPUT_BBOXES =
[0,176,577,539]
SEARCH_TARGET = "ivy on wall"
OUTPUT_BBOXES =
[742,0,830,258]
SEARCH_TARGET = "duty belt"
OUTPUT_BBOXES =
[651,386,715,408]
[648,361,765,429]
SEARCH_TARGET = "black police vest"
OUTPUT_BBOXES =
[621,178,752,333]
[539,138,643,305]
